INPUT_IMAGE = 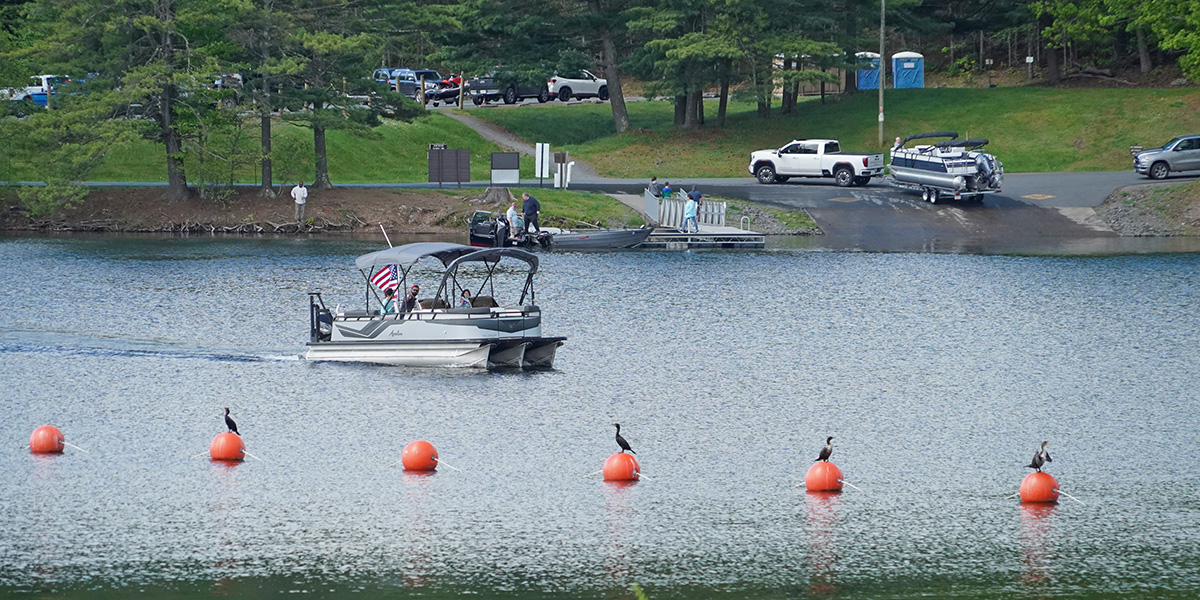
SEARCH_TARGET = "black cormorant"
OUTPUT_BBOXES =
[1027,441,1051,471]
[613,423,635,454]
[816,436,833,462]
[224,408,239,436]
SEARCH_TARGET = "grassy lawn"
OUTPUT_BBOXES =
[463,88,1200,176]
[4,112,533,184]
[506,187,643,228]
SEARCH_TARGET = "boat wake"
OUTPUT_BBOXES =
[0,330,299,364]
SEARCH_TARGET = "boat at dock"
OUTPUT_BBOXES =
[468,210,653,249]
[305,242,565,369]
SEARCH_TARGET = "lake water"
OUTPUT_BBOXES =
[2,235,1199,599]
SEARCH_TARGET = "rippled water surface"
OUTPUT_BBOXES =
[2,236,1199,599]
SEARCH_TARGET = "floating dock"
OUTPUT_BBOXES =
[639,225,765,249]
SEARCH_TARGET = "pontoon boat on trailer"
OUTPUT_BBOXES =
[889,131,1003,203]
[306,242,565,369]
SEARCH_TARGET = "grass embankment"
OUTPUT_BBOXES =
[3,112,532,183]
[506,187,643,228]
[463,88,1200,176]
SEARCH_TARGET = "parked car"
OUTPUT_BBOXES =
[2,74,70,106]
[387,69,420,99]
[1134,134,1200,179]
[749,139,885,186]
[547,69,608,102]
[371,68,402,88]
[468,72,550,105]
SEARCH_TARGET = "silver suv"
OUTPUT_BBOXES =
[1134,134,1200,179]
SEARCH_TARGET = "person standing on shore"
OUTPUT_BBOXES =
[521,192,541,233]
[506,201,520,231]
[291,182,308,222]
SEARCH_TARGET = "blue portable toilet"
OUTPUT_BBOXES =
[892,51,924,88]
[855,52,880,90]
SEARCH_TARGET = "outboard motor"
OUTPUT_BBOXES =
[495,220,510,247]
[536,231,552,248]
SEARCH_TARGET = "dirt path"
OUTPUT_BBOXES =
[442,111,604,181]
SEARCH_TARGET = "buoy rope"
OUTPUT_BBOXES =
[838,479,864,492]
[63,441,89,453]
[1004,492,1019,500]
[1054,488,1085,505]
[243,451,264,462]
[432,457,460,471]
[635,471,651,481]
[191,450,209,458]
[583,469,603,478]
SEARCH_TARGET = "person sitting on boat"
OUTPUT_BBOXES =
[382,287,397,314]
[459,289,473,307]
[403,284,420,313]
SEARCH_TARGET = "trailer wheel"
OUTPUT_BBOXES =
[852,176,871,186]
[921,188,932,203]
[928,189,938,204]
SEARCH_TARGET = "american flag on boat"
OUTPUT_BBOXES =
[370,265,398,291]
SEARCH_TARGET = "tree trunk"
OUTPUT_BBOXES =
[1041,14,1060,84]
[1136,27,1152,73]
[781,59,794,114]
[162,84,188,203]
[674,95,686,126]
[156,0,187,203]
[683,88,700,130]
[844,52,858,94]
[697,89,704,125]
[259,112,275,197]
[718,67,729,129]
[314,121,331,189]
[587,0,629,134]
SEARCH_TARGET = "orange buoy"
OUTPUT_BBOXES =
[209,432,245,461]
[602,452,640,481]
[401,440,438,471]
[805,461,844,492]
[29,425,65,454]
[1019,471,1060,503]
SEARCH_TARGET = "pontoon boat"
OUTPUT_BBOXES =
[306,242,565,369]
[889,131,1003,203]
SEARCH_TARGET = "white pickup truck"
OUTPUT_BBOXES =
[749,139,884,187]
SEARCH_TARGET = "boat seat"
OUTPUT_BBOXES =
[419,298,449,309]
[522,305,540,312]
[471,296,499,308]
[446,307,492,315]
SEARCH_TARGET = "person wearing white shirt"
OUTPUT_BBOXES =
[505,202,519,232]
[291,182,308,222]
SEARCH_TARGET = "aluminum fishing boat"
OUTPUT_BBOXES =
[889,131,1003,203]
[306,242,565,369]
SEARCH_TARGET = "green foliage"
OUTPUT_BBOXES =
[947,57,978,77]
[16,181,88,217]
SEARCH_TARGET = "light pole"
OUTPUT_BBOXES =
[878,0,885,146]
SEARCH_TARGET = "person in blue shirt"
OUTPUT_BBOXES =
[382,288,397,314]
[682,195,698,233]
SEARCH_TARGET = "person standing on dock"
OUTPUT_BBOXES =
[647,177,662,198]
[688,185,703,208]
[521,192,541,234]
[291,182,308,222]
[682,193,698,233]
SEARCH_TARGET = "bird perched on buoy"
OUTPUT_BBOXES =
[613,423,635,454]
[815,436,833,462]
[1027,441,1051,472]
[224,408,239,436]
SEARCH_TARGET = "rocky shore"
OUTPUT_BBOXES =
[1095,180,1200,236]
